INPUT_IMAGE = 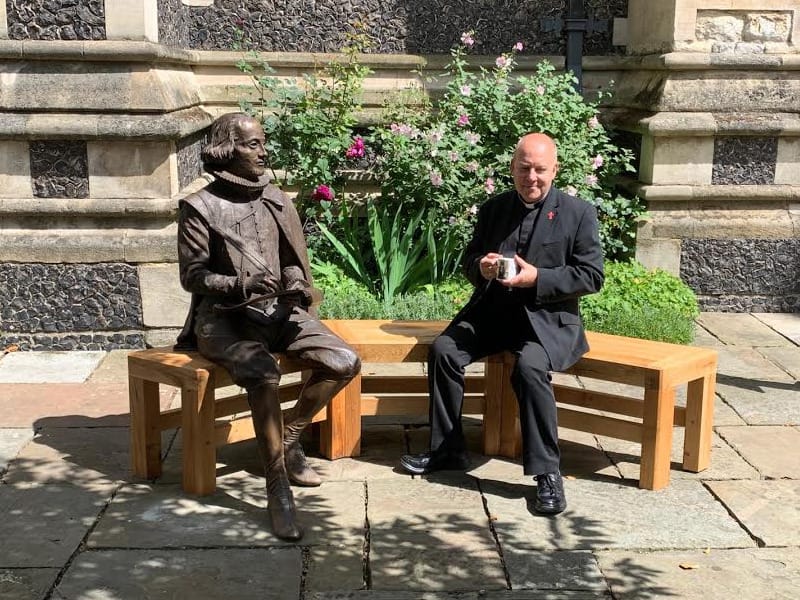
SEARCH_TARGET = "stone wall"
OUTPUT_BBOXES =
[158,0,627,55]
[5,0,105,40]
[0,263,145,350]
[1,1,799,351]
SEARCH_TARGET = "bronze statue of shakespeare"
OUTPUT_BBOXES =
[176,112,361,540]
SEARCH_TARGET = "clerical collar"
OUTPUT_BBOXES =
[516,187,551,209]
[207,168,271,191]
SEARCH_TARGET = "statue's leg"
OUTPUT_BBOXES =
[284,376,351,486]
[279,315,361,486]
[247,382,302,541]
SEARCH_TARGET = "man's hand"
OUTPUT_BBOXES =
[479,252,503,280]
[496,255,538,289]
[240,271,280,296]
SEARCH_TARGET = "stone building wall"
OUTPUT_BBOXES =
[157,0,628,55]
[0,0,798,350]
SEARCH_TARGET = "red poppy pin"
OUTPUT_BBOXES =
[547,211,555,220]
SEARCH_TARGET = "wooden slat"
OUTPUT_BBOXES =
[554,385,644,418]
[556,407,642,443]
[358,394,484,416]
[361,374,484,394]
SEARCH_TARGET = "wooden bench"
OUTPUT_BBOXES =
[128,319,717,494]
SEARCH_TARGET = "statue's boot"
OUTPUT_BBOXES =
[284,377,350,487]
[247,383,303,541]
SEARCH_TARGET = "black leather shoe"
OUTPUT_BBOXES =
[534,471,567,514]
[400,450,470,475]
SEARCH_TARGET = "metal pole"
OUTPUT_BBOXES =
[564,0,587,93]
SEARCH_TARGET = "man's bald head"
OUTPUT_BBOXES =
[511,133,559,204]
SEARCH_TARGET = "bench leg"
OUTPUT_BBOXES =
[129,375,162,480]
[320,372,362,459]
[683,372,715,472]
[483,357,501,455]
[181,375,217,496]
[485,353,521,459]
[639,373,675,490]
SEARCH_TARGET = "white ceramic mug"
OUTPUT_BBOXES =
[496,257,518,280]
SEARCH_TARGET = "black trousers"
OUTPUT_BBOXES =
[427,300,560,476]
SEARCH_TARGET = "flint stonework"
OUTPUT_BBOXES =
[156,0,625,55]
[712,136,777,185]
[5,0,105,40]
[0,263,143,349]
[176,131,207,190]
[30,140,90,199]
[682,239,800,311]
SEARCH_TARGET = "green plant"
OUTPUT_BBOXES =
[313,262,469,320]
[581,261,700,343]
[239,29,647,300]
[314,200,464,305]
[369,34,645,260]
[237,27,373,228]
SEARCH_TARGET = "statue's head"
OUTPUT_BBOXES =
[201,113,266,181]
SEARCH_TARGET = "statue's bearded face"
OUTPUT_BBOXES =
[228,118,267,181]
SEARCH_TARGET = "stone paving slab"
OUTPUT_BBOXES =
[367,478,505,590]
[306,544,365,593]
[691,323,724,347]
[3,427,132,488]
[714,346,795,384]
[0,382,172,428]
[86,349,129,383]
[0,568,59,600]
[89,480,366,549]
[467,429,619,484]
[54,548,302,600]
[752,312,800,345]
[0,482,110,568]
[707,480,800,547]
[596,429,759,483]
[159,424,411,487]
[483,478,754,552]
[501,549,606,593]
[716,425,800,479]
[0,351,106,383]
[597,547,800,600]
[716,380,800,425]
[697,313,792,347]
[0,428,34,475]
[757,345,800,380]
[308,592,606,599]
[369,546,507,592]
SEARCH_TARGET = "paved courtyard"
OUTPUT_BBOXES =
[1,313,798,599]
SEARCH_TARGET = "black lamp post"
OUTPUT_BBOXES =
[564,0,587,93]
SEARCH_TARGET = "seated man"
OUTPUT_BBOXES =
[400,133,604,515]
[176,112,360,540]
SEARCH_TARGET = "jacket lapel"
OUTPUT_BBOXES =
[525,189,561,263]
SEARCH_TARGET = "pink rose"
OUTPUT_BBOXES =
[457,113,470,127]
[311,184,334,202]
[460,32,475,47]
[484,177,495,194]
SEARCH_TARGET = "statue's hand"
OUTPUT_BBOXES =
[241,271,279,296]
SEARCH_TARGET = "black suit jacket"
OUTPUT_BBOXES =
[457,187,604,371]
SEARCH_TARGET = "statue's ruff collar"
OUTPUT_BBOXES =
[207,168,271,191]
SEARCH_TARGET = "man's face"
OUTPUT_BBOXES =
[511,135,559,204]
[228,118,266,181]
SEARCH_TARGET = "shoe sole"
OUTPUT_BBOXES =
[399,457,470,475]
[534,501,567,515]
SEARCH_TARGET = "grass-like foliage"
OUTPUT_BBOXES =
[315,260,700,345]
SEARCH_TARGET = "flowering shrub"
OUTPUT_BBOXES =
[370,32,644,257]
[237,30,645,304]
